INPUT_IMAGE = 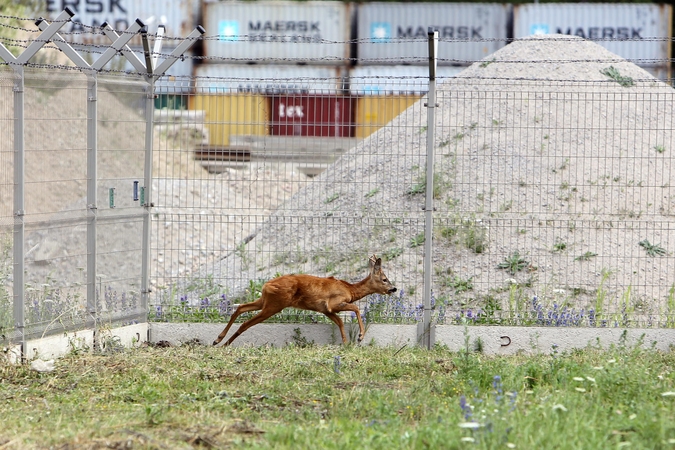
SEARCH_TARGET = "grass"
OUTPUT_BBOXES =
[438,216,488,254]
[575,251,598,262]
[409,232,425,248]
[1,342,674,449]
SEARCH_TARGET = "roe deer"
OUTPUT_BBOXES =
[213,255,396,346]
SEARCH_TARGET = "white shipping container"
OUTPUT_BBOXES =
[350,65,464,95]
[357,3,510,66]
[513,3,672,66]
[202,0,350,64]
[40,0,200,47]
[194,64,348,95]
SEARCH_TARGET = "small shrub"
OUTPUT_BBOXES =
[497,251,529,275]
[638,239,666,257]
[600,66,634,87]
[409,233,425,248]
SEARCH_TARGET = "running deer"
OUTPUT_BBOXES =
[213,255,397,346]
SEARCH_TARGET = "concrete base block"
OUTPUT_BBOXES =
[149,322,675,354]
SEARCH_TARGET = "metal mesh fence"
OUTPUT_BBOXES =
[2,8,675,346]
[20,71,148,339]
[149,72,429,327]
[149,36,675,330]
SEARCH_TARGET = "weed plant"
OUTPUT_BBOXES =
[0,341,673,448]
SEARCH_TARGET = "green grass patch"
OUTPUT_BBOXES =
[1,343,674,449]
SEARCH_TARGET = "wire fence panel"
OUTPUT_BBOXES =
[95,75,148,326]
[21,69,90,339]
[150,72,429,326]
[3,7,675,344]
[150,35,675,331]
[432,37,675,329]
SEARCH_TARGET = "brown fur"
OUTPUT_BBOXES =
[213,255,396,346]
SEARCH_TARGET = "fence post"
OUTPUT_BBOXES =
[12,66,25,357]
[138,25,205,321]
[418,29,439,349]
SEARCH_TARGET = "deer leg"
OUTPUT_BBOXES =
[213,298,264,346]
[324,312,348,344]
[334,303,366,342]
[223,305,284,346]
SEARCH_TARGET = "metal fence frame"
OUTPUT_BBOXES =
[0,9,202,359]
[2,10,675,356]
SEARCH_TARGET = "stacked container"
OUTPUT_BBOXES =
[197,1,353,146]
[513,3,673,80]
[352,3,510,138]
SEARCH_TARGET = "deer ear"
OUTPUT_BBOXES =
[373,257,382,272]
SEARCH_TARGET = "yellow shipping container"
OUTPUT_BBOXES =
[189,94,269,147]
[354,95,420,139]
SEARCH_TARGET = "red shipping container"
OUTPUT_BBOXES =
[268,95,355,137]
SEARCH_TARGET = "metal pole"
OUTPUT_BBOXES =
[86,72,98,339]
[12,66,25,358]
[418,29,439,349]
[140,28,155,319]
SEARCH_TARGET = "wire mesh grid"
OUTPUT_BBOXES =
[150,47,675,330]
[2,8,675,337]
[150,71,429,326]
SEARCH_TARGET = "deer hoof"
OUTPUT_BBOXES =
[212,341,218,346]
[357,336,363,343]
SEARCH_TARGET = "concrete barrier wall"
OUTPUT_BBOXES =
[150,323,675,354]
[12,322,674,363]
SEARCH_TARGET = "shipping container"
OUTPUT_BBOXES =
[268,94,355,137]
[513,3,672,69]
[354,95,419,139]
[350,65,464,96]
[189,93,268,147]
[40,0,200,47]
[357,3,510,66]
[192,64,347,146]
[193,64,348,95]
[350,65,463,138]
[202,0,351,65]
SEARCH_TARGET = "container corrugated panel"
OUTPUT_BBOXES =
[513,3,672,66]
[40,0,200,47]
[194,64,348,95]
[357,3,510,66]
[268,94,355,137]
[189,93,268,146]
[350,65,465,95]
[202,0,350,64]
[354,96,420,139]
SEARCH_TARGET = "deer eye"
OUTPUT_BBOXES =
[383,278,388,283]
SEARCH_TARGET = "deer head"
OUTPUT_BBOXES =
[368,254,397,295]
